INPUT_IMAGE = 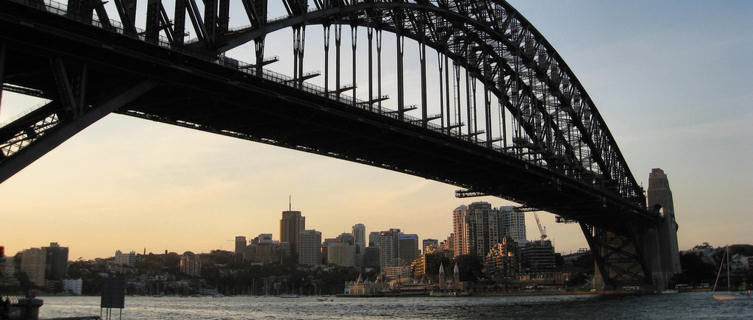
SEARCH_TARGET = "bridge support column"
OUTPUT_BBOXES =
[335,25,341,101]
[581,223,652,290]
[351,25,357,107]
[376,29,382,112]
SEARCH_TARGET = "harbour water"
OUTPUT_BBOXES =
[38,292,753,319]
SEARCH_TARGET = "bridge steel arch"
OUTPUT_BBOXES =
[0,0,675,289]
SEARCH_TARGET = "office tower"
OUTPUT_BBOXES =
[114,250,136,266]
[465,202,502,258]
[280,209,305,256]
[452,205,468,257]
[298,230,322,266]
[377,229,401,271]
[180,251,202,276]
[321,238,339,264]
[20,248,46,287]
[422,239,439,253]
[245,234,281,264]
[500,206,527,244]
[368,232,380,247]
[337,233,355,245]
[327,242,356,267]
[399,234,419,265]
[43,242,68,281]
[235,236,247,255]
[352,224,366,249]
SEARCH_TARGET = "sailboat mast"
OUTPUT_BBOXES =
[713,246,726,292]
[726,245,731,292]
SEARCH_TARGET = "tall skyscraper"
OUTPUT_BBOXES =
[352,223,366,250]
[368,232,381,247]
[465,202,502,258]
[452,205,468,257]
[378,229,401,271]
[647,168,682,288]
[500,206,527,244]
[298,229,322,266]
[234,236,247,255]
[399,234,420,265]
[43,242,68,281]
[280,209,305,257]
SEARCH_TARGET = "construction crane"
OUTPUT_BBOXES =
[533,212,547,240]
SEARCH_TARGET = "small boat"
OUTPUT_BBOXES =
[316,297,329,302]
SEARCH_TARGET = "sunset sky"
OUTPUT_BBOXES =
[1,0,751,260]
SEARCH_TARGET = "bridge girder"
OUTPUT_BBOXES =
[0,0,660,289]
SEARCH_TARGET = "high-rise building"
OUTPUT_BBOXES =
[368,232,380,247]
[327,242,356,267]
[298,230,322,266]
[647,168,682,288]
[114,250,136,266]
[43,242,68,281]
[280,210,305,257]
[235,236,247,255]
[465,202,502,258]
[378,229,401,271]
[422,239,439,253]
[352,224,366,265]
[352,224,366,249]
[362,247,380,269]
[244,234,281,264]
[399,234,420,265]
[180,251,202,276]
[452,205,468,257]
[500,206,527,245]
[20,248,46,287]
[321,238,338,264]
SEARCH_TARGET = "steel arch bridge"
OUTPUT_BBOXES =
[0,0,676,289]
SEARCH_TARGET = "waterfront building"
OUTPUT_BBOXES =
[235,236,247,255]
[280,209,305,257]
[384,265,411,280]
[43,242,68,281]
[500,206,527,245]
[399,234,420,265]
[377,229,401,271]
[63,278,83,295]
[484,236,519,280]
[452,205,468,257]
[422,239,438,253]
[20,248,46,287]
[114,250,136,266]
[520,240,556,273]
[327,242,356,267]
[410,253,448,281]
[180,251,201,276]
[298,229,322,266]
[0,257,19,288]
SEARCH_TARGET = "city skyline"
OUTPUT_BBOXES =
[1,0,751,259]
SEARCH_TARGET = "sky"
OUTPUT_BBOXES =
[1,1,751,260]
